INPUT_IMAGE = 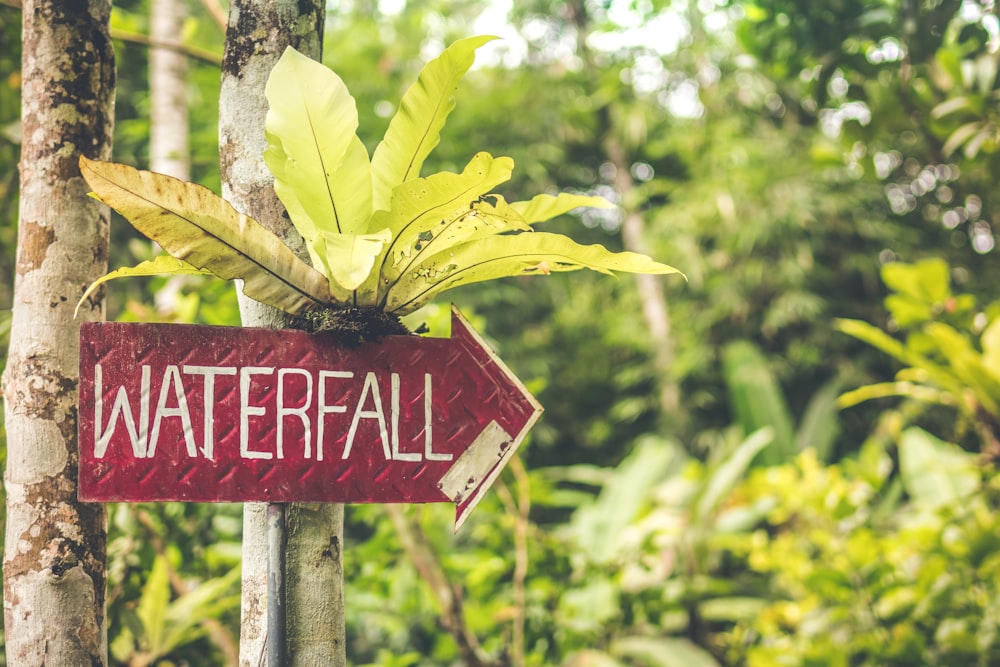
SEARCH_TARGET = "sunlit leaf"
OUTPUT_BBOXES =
[75,255,211,317]
[385,194,532,295]
[510,192,614,224]
[965,125,993,158]
[362,151,516,302]
[924,322,1000,414]
[898,427,979,510]
[692,427,772,525]
[834,318,965,397]
[378,152,514,236]
[384,231,682,314]
[884,294,933,328]
[941,121,983,157]
[370,35,497,211]
[568,437,675,564]
[931,95,974,119]
[80,156,341,314]
[612,636,720,667]
[836,380,955,409]
[160,567,240,657]
[317,228,392,291]
[881,258,951,305]
[982,318,1000,381]
[265,46,373,241]
[136,555,171,657]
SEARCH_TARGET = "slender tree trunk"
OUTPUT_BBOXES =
[218,3,347,665]
[150,0,191,316]
[569,0,681,423]
[146,13,242,660]
[150,0,189,180]
[603,135,680,418]
[3,0,115,663]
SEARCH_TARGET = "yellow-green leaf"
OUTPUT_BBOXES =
[834,318,967,399]
[75,255,211,317]
[80,156,342,314]
[384,231,682,314]
[136,555,171,657]
[370,35,498,211]
[370,152,520,294]
[983,317,1000,382]
[510,192,615,224]
[881,258,951,305]
[318,228,392,291]
[378,152,514,238]
[837,381,955,409]
[924,322,1000,415]
[265,46,373,239]
[382,194,533,294]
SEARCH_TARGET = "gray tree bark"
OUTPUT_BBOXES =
[218,2,347,665]
[3,0,115,664]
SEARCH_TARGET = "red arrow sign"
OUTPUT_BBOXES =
[78,306,542,529]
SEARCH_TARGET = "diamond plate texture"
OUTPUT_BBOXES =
[78,308,542,515]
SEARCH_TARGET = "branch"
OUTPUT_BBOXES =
[384,505,501,667]
[112,28,222,66]
[494,454,531,667]
[1,1,223,66]
[197,0,229,31]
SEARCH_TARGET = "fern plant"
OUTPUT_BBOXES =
[78,36,680,328]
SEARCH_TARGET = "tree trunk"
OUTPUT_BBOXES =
[149,0,191,317]
[603,135,680,419]
[218,3,347,665]
[150,0,189,180]
[569,1,681,425]
[3,0,115,664]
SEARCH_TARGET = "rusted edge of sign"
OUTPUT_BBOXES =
[439,306,544,531]
[438,420,511,503]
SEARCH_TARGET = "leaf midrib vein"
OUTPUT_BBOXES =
[91,169,327,308]
[387,249,581,313]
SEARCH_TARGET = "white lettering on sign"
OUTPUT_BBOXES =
[316,370,353,461]
[94,364,151,458]
[344,372,390,461]
[148,365,197,459]
[390,374,419,462]
[277,368,313,460]
[240,366,274,460]
[92,364,446,462]
[424,373,452,461]
[183,365,237,459]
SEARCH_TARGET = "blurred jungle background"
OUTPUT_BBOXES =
[5,0,1000,665]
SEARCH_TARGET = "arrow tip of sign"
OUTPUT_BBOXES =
[445,305,544,532]
[453,506,472,534]
[439,420,514,532]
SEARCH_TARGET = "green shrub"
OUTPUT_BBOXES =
[725,433,1000,666]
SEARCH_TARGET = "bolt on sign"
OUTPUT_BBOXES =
[79,307,542,529]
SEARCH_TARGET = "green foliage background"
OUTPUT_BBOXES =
[4,0,1000,665]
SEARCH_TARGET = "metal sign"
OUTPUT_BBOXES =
[78,307,542,529]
